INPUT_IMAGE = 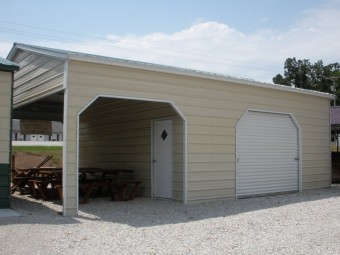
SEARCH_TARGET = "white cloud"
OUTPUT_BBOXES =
[3,1,340,83]
[273,3,340,63]
[0,42,14,58]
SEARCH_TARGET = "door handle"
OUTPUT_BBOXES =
[153,159,156,163]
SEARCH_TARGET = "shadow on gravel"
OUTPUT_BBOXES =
[0,195,79,226]
[76,184,340,227]
[3,185,339,227]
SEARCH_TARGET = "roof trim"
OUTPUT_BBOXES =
[7,43,68,61]
[7,43,334,99]
[0,57,20,71]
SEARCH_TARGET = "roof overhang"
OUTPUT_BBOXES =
[0,57,20,72]
[7,43,68,61]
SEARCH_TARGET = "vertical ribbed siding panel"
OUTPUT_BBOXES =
[236,111,299,197]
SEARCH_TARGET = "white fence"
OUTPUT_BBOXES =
[12,141,63,146]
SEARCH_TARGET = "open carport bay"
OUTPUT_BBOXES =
[78,97,185,200]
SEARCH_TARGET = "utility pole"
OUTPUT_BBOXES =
[331,78,336,106]
[326,76,340,106]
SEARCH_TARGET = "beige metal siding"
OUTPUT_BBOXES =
[0,71,12,164]
[0,70,13,208]
[183,85,330,201]
[64,60,330,208]
[11,50,65,108]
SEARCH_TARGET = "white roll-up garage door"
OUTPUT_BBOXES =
[236,110,300,197]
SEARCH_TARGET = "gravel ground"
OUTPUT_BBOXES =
[1,185,339,255]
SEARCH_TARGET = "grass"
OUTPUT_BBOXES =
[12,146,63,167]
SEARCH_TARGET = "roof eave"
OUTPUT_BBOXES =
[7,43,67,61]
[0,63,20,72]
[0,56,20,71]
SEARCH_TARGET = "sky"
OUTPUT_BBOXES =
[1,0,340,83]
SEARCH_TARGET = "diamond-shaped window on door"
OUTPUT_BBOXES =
[161,129,168,141]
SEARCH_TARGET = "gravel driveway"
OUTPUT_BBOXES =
[1,185,339,255]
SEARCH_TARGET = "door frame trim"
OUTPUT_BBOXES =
[235,109,302,199]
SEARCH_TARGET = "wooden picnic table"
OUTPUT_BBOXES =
[10,155,55,194]
[11,168,45,194]
[26,168,62,200]
[25,167,140,203]
[78,168,139,203]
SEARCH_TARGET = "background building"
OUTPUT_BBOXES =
[12,119,63,141]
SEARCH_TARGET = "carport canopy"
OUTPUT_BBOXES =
[12,92,64,121]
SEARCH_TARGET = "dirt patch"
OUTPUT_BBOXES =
[12,152,55,169]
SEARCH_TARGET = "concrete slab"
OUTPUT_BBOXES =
[0,209,21,217]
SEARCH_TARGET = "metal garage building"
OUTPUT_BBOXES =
[0,57,19,208]
[7,43,332,216]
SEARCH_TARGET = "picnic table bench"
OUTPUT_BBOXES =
[78,168,141,203]
[10,155,54,194]
[22,167,141,203]
[109,180,142,201]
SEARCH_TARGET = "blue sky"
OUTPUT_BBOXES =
[1,0,340,82]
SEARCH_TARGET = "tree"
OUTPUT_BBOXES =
[272,74,288,85]
[273,58,340,104]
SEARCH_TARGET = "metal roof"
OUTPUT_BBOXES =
[0,56,19,71]
[7,43,334,99]
[331,106,340,125]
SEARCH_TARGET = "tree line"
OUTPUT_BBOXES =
[273,58,340,104]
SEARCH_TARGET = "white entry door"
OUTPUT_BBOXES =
[153,119,173,199]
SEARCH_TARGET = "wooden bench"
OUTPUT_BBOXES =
[11,168,38,194]
[109,181,141,201]
[28,179,61,200]
[79,181,109,204]
[55,181,110,204]
[11,176,33,194]
[10,155,54,194]
[54,180,141,203]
